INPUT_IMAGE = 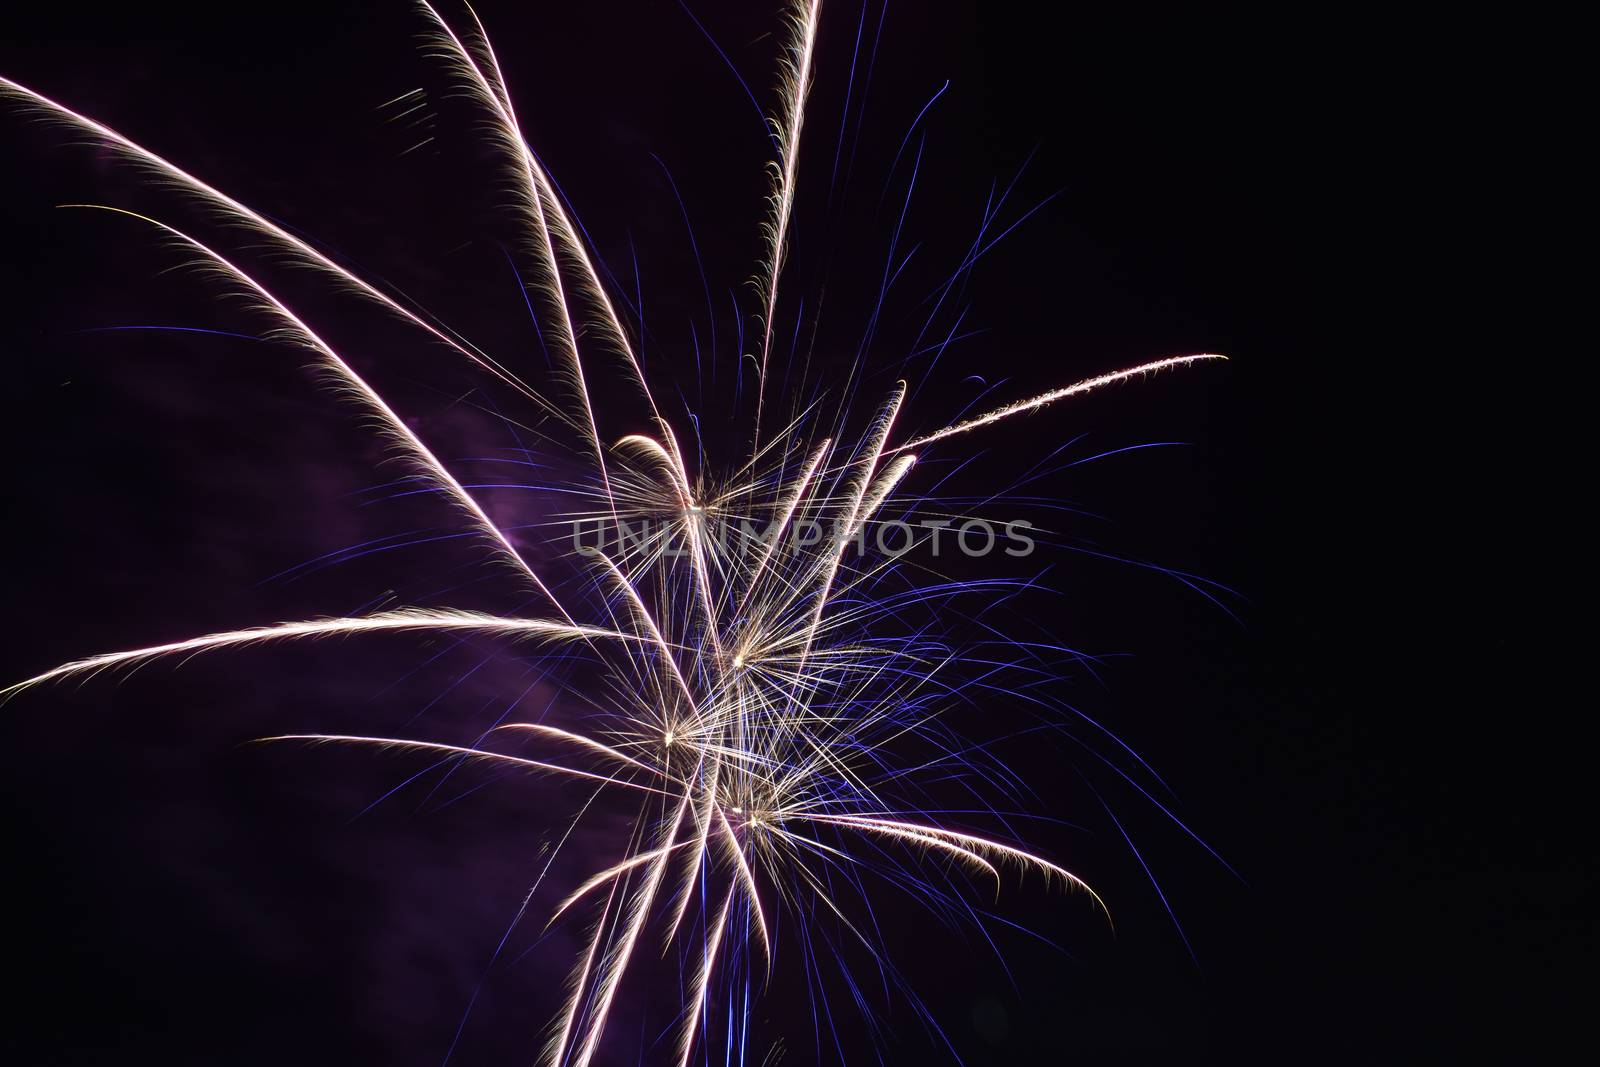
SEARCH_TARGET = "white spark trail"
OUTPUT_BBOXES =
[67,205,573,614]
[753,0,824,452]
[890,354,1229,453]
[3,609,629,701]
[260,735,674,796]
[0,75,547,412]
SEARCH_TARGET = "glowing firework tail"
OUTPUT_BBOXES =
[4,2,1226,1062]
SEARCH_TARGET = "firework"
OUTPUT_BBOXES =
[3,2,1225,1063]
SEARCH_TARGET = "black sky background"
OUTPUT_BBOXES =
[0,2,1574,1065]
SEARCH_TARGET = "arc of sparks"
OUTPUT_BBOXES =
[414,0,616,508]
[0,75,551,415]
[63,205,576,618]
[676,889,735,1067]
[715,804,773,968]
[795,811,1111,919]
[417,1,687,484]
[1,609,635,702]
[753,0,824,452]
[890,353,1229,454]
[566,790,694,1067]
[495,722,672,780]
[259,734,674,796]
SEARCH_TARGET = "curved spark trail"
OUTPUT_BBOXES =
[4,2,1228,1063]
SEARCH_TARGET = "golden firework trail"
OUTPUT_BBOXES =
[3,2,1227,1062]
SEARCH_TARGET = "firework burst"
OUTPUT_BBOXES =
[3,3,1226,1063]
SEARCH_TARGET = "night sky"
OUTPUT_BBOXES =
[0,2,1573,1065]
